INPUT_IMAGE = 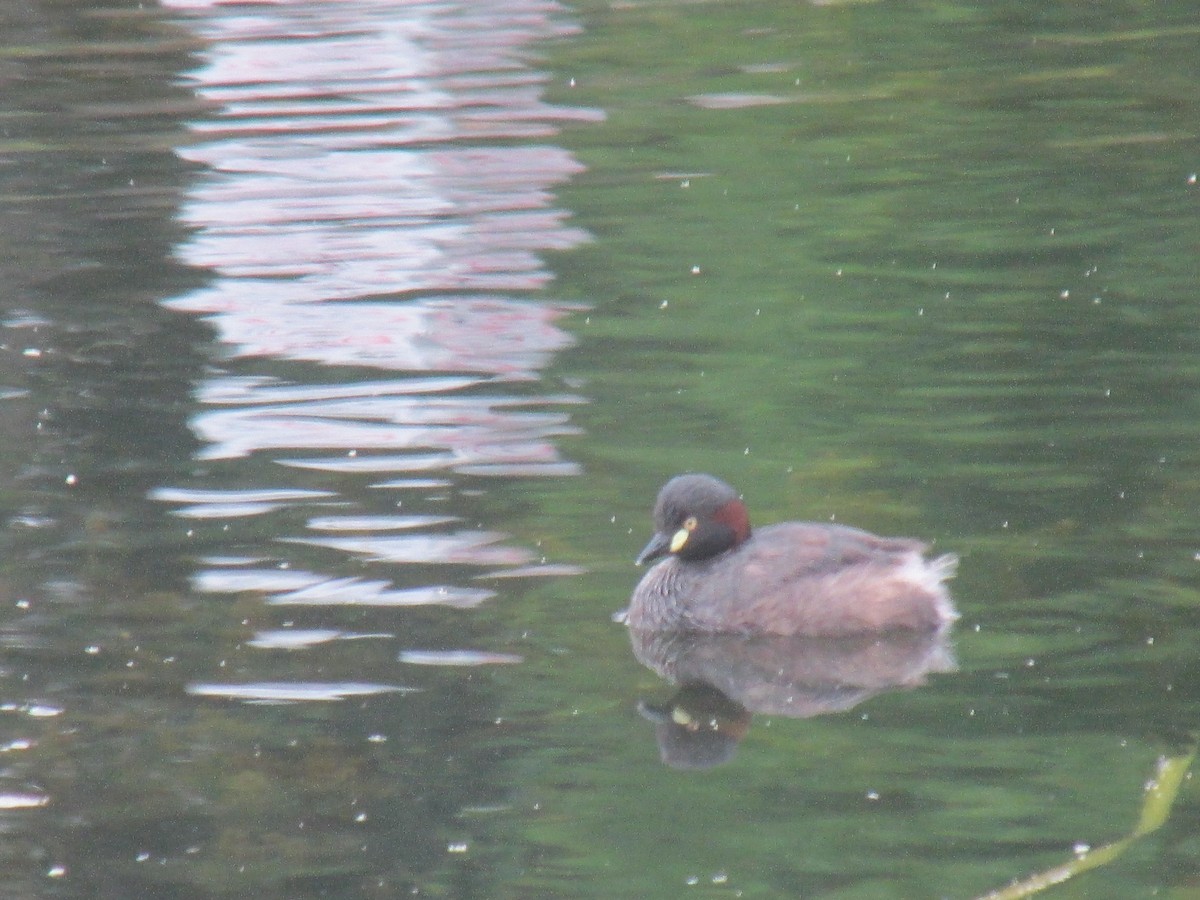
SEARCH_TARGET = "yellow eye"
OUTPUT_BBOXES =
[669,517,698,553]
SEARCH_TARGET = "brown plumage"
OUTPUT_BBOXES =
[627,474,958,637]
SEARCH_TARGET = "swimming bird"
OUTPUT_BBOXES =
[627,473,957,636]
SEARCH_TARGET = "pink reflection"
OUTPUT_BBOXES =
[188,385,580,461]
[169,298,578,376]
[282,532,535,567]
[191,569,495,608]
[160,0,594,606]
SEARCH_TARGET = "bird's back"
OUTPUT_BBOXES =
[629,522,957,636]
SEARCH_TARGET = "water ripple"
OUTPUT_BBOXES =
[157,0,595,615]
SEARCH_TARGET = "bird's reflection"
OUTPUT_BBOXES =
[629,628,955,769]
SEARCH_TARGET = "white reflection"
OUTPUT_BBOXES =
[305,515,459,531]
[0,793,49,810]
[158,0,596,608]
[189,568,495,608]
[246,629,346,649]
[152,486,338,518]
[281,532,534,566]
[186,682,417,703]
[248,629,392,649]
[398,650,523,666]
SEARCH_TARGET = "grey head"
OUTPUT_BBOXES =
[636,473,751,565]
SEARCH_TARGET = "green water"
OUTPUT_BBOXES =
[1,0,1199,898]
[498,2,1200,897]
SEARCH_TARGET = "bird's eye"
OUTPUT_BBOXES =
[683,516,698,531]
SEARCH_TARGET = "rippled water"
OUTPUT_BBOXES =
[2,0,1200,897]
[1,1,600,895]
[158,0,595,629]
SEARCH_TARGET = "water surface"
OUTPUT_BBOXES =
[1,0,1199,897]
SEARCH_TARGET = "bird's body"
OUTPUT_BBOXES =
[627,474,957,637]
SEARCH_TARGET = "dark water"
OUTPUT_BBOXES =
[2,0,1199,897]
